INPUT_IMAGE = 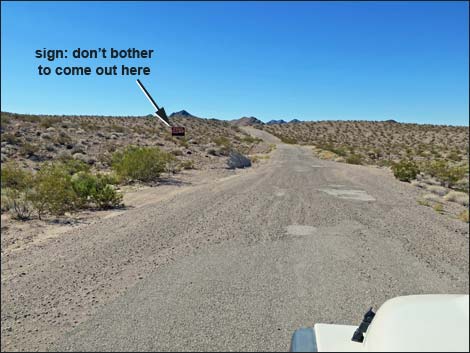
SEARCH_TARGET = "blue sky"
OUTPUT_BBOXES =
[1,1,469,125]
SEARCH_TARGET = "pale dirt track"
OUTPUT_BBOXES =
[1,129,468,351]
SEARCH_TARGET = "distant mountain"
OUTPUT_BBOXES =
[267,119,287,125]
[230,116,264,126]
[385,119,398,123]
[169,110,196,118]
[290,119,302,124]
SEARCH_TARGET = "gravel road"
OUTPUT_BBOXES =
[2,130,468,351]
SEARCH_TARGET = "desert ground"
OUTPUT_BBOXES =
[1,114,469,351]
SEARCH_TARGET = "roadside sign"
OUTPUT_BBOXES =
[172,126,186,137]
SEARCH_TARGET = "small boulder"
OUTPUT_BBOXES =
[227,151,252,169]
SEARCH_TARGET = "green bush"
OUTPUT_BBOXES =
[3,188,34,220]
[19,142,39,157]
[111,146,170,182]
[1,114,11,126]
[2,133,19,144]
[240,135,262,144]
[422,160,467,188]
[71,172,122,209]
[213,136,231,148]
[30,163,78,218]
[345,154,363,165]
[1,162,33,190]
[391,160,419,182]
[58,157,91,175]
[280,136,298,144]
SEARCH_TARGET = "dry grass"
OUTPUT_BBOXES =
[444,191,469,207]
[423,194,443,203]
[425,185,449,197]
[457,209,469,223]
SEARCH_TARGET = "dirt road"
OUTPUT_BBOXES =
[1,130,468,351]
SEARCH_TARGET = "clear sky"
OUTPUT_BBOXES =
[1,1,469,125]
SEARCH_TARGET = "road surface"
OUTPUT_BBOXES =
[2,129,468,351]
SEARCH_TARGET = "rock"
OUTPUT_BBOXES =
[41,133,52,139]
[46,127,56,132]
[227,151,252,169]
[27,154,43,162]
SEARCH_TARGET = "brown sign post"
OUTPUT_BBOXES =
[171,126,186,137]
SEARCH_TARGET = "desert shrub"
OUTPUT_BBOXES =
[111,146,170,182]
[213,136,231,148]
[40,117,58,128]
[71,171,97,207]
[280,136,298,144]
[71,172,122,209]
[1,114,11,126]
[93,184,122,209]
[207,148,217,156]
[376,159,394,167]
[3,188,34,220]
[458,209,469,223]
[391,160,419,182]
[176,137,189,148]
[426,185,448,197]
[54,132,72,146]
[417,199,430,207]
[2,133,19,144]
[30,163,78,218]
[322,144,348,157]
[423,193,442,203]
[345,154,363,165]
[447,151,462,162]
[180,160,195,170]
[250,156,260,164]
[109,124,126,133]
[433,203,444,213]
[421,160,465,187]
[240,135,262,144]
[1,162,33,190]
[165,153,180,174]
[15,114,40,123]
[19,142,39,157]
[444,191,469,207]
[442,166,467,188]
[171,149,183,156]
[58,157,91,175]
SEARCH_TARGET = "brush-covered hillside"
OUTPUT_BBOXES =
[0,111,264,171]
[260,120,469,210]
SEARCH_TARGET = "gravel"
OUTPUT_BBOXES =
[1,137,468,352]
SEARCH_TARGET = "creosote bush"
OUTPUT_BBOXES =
[111,146,172,182]
[345,154,363,165]
[1,160,122,219]
[30,163,79,218]
[71,172,122,209]
[391,160,419,182]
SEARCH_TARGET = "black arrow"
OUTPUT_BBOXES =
[136,79,170,126]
